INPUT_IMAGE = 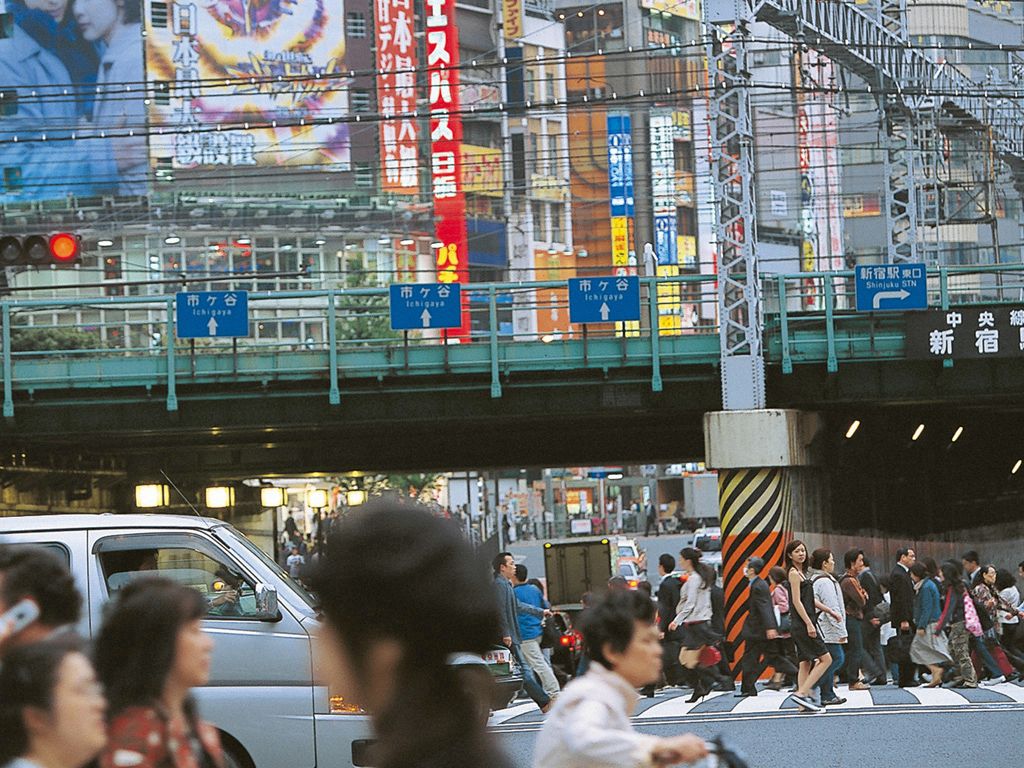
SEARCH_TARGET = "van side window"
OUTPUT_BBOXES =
[1,543,71,568]
[97,537,264,619]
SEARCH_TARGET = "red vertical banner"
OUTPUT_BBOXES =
[376,0,420,194]
[426,0,471,339]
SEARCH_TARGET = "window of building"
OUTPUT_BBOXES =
[551,205,564,243]
[532,201,547,241]
[346,12,367,38]
[351,89,371,113]
[354,162,375,189]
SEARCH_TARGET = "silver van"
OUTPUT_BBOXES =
[0,513,378,768]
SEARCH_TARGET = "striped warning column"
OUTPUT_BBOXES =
[719,467,792,662]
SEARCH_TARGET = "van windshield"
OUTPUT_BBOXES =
[217,527,319,613]
[695,534,722,552]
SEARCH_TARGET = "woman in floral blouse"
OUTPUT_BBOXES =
[94,578,223,768]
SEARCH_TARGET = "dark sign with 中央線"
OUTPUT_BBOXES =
[906,306,1024,360]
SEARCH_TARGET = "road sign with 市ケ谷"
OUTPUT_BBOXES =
[855,263,928,312]
[175,291,250,339]
[389,283,462,330]
[568,276,641,323]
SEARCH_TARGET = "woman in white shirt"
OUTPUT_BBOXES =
[995,568,1022,656]
[809,549,847,706]
[534,590,708,768]
[667,548,719,703]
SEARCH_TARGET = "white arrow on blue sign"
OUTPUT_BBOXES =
[568,276,641,324]
[855,263,928,312]
[175,291,250,339]
[389,283,462,330]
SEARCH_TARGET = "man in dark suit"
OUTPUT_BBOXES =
[737,557,790,697]
[961,551,983,588]
[858,557,888,685]
[889,547,918,687]
[655,553,684,685]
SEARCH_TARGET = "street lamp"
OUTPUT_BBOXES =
[306,489,329,509]
[261,486,285,508]
[204,486,235,509]
[306,489,329,554]
[135,484,169,508]
[346,489,366,507]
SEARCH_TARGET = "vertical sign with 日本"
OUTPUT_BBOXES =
[907,306,1024,360]
[427,0,470,339]
[376,0,419,194]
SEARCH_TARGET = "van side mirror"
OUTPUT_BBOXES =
[255,583,280,621]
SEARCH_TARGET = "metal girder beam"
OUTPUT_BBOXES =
[705,1,765,410]
[754,0,1024,178]
[883,106,920,263]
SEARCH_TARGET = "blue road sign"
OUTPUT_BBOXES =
[389,283,462,330]
[855,263,928,312]
[568,276,641,324]
[175,291,249,339]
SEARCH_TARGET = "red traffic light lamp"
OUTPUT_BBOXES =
[0,233,81,267]
[48,233,80,263]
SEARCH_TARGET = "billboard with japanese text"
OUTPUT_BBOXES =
[0,0,148,200]
[144,0,350,173]
[639,0,700,20]
[427,0,470,338]
[377,0,419,194]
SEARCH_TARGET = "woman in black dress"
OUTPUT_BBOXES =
[785,539,832,712]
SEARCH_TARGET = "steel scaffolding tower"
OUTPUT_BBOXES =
[705,0,1024,408]
[705,1,764,411]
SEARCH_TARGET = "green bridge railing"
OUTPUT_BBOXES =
[2,264,1021,417]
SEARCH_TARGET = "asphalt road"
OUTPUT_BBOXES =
[493,684,1024,767]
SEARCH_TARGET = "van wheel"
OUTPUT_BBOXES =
[219,733,255,768]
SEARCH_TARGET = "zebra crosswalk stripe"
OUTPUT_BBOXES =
[489,682,1024,726]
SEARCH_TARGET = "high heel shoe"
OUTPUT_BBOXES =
[686,680,708,704]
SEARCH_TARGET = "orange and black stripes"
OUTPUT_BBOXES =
[718,468,792,659]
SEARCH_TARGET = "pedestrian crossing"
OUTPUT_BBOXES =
[488,681,1024,726]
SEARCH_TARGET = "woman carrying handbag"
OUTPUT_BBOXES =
[909,563,950,687]
[667,548,720,703]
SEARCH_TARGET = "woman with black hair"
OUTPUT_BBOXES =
[936,562,978,688]
[534,590,707,767]
[309,502,509,768]
[784,540,832,712]
[93,578,223,768]
[667,547,719,703]
[0,636,107,768]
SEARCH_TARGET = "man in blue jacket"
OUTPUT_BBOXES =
[513,564,560,700]
[494,552,552,713]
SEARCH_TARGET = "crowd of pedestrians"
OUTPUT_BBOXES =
[10,503,1023,767]
[642,541,1024,714]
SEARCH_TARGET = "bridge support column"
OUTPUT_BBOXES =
[704,409,828,673]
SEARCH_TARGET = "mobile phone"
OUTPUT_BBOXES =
[0,599,40,635]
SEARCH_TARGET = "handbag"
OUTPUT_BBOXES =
[698,645,722,668]
[777,610,792,634]
[964,592,983,637]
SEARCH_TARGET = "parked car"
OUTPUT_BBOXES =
[691,526,723,580]
[547,603,585,685]
[615,536,647,580]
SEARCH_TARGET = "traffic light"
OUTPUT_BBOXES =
[0,234,81,267]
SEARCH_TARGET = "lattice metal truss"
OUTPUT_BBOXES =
[705,0,765,411]
[775,0,1005,265]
